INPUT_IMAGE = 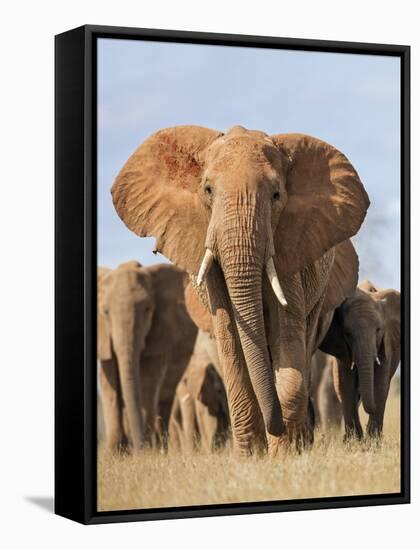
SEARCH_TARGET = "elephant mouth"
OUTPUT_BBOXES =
[350,356,381,371]
[197,248,287,308]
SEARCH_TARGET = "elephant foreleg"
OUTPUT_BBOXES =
[272,338,310,452]
[179,393,199,452]
[195,399,218,452]
[333,359,363,440]
[140,353,168,447]
[309,352,326,428]
[168,394,182,452]
[318,359,342,431]
[99,358,127,451]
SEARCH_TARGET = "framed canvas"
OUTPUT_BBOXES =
[55,25,410,524]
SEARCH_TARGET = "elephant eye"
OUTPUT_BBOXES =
[273,191,280,201]
[204,184,212,196]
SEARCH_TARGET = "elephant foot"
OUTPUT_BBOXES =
[287,421,314,452]
[155,416,171,450]
[233,433,267,458]
[267,421,314,457]
[267,432,291,458]
[366,417,384,440]
[343,429,363,443]
[366,430,384,447]
[105,435,129,455]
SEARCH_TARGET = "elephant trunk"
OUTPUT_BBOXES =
[117,348,146,450]
[353,335,376,415]
[216,196,284,437]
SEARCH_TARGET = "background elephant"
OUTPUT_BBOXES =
[169,330,229,453]
[310,350,342,431]
[320,280,400,438]
[97,261,197,451]
[112,125,369,456]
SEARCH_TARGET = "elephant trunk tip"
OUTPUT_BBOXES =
[363,402,376,416]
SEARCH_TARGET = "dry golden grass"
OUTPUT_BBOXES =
[97,391,400,512]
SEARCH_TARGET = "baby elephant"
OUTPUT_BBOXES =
[97,261,196,451]
[320,280,400,439]
[169,330,229,453]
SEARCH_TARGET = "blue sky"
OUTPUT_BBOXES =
[98,38,400,290]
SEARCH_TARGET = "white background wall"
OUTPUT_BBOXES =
[0,1,417,548]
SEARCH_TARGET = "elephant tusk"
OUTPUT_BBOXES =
[197,249,214,286]
[266,257,287,306]
[376,356,381,366]
[350,361,355,370]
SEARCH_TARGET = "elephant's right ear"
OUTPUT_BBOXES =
[111,126,222,275]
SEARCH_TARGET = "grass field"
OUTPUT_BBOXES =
[97,388,400,512]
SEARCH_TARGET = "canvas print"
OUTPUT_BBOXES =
[96,38,401,512]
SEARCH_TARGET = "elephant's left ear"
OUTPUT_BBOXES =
[270,133,370,277]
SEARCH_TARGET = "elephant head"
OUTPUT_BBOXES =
[97,260,193,449]
[112,125,369,441]
[320,281,400,416]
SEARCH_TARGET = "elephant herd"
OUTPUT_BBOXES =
[98,124,401,458]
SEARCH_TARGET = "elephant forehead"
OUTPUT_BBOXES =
[343,296,382,326]
[208,134,282,168]
[117,260,143,270]
[110,270,152,297]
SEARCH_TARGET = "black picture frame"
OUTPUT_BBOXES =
[55,24,410,525]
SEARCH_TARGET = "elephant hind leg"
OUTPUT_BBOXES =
[168,396,183,452]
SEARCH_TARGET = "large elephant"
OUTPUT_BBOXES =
[169,330,229,453]
[310,350,342,431]
[111,125,369,456]
[320,280,400,438]
[97,260,197,451]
